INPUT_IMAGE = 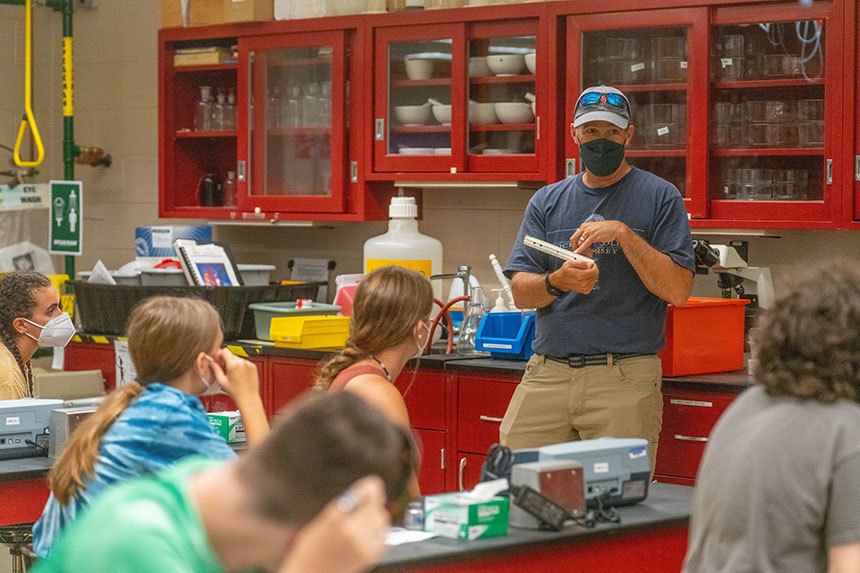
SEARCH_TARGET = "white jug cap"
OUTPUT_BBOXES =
[389,196,418,218]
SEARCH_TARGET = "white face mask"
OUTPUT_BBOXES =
[414,321,429,359]
[200,354,224,396]
[23,312,75,348]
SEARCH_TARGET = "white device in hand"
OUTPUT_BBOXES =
[524,235,594,264]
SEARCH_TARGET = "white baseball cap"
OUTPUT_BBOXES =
[573,85,631,129]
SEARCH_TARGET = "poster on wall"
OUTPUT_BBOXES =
[49,180,82,256]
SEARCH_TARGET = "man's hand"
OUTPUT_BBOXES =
[550,259,599,294]
[279,476,391,573]
[570,220,630,255]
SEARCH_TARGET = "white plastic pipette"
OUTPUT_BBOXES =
[489,254,517,310]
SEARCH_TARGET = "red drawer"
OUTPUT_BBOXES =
[396,370,445,431]
[656,390,736,480]
[413,428,447,495]
[457,377,518,455]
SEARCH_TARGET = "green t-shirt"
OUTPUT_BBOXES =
[33,457,224,573]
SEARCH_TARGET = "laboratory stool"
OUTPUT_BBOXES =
[0,524,35,573]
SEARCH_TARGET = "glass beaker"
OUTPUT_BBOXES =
[458,286,485,353]
[194,85,213,131]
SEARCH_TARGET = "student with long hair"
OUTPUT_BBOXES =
[33,392,415,573]
[314,265,433,431]
[0,271,74,399]
[32,296,269,557]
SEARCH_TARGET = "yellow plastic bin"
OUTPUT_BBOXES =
[271,315,350,349]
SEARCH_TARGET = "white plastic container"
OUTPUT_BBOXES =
[237,264,276,286]
[364,196,443,301]
[140,268,188,286]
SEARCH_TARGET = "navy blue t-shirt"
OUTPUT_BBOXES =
[504,167,695,356]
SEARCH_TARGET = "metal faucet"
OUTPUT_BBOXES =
[430,265,472,301]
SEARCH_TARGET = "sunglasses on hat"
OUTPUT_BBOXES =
[576,91,630,115]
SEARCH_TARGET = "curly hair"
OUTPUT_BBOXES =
[0,271,53,393]
[753,262,860,403]
[314,266,433,391]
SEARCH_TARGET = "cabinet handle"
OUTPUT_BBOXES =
[350,161,358,183]
[237,160,246,183]
[459,457,467,491]
[826,158,833,185]
[536,116,540,141]
[674,434,708,442]
[375,118,385,141]
[566,158,576,178]
[479,415,504,423]
[441,448,445,470]
[855,156,860,182]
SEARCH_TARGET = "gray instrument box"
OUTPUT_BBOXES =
[49,406,100,459]
[0,399,64,459]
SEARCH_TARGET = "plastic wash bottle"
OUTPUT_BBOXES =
[364,196,443,301]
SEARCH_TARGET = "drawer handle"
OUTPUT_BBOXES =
[674,434,708,442]
[479,415,504,423]
[459,457,467,491]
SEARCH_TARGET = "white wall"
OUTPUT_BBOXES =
[1,1,858,299]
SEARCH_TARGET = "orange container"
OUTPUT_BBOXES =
[659,297,749,377]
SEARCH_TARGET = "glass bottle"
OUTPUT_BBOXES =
[458,286,485,353]
[226,88,237,130]
[301,81,320,128]
[194,85,213,131]
[268,87,282,128]
[318,80,332,128]
[222,171,237,207]
[213,90,228,131]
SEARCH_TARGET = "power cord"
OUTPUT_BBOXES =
[481,443,515,482]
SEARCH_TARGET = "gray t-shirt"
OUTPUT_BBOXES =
[684,385,860,573]
[504,167,694,355]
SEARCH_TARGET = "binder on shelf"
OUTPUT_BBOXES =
[174,240,243,287]
[173,46,233,67]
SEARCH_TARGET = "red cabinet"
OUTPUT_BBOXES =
[267,357,319,417]
[64,341,117,391]
[414,428,447,495]
[654,388,736,484]
[848,0,860,228]
[558,0,845,228]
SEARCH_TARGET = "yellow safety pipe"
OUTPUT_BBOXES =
[13,0,45,168]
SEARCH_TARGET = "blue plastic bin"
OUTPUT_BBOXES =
[475,311,536,361]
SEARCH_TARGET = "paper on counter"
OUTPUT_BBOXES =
[386,527,437,546]
[457,478,509,503]
[88,260,116,285]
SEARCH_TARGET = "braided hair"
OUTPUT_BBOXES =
[0,271,53,394]
[314,266,433,391]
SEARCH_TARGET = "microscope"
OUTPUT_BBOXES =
[692,239,774,310]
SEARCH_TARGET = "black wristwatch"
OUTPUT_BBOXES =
[545,272,565,297]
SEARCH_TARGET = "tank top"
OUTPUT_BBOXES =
[328,363,388,393]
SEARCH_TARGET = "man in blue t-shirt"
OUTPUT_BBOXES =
[501,86,695,474]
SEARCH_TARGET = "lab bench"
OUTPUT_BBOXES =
[63,336,755,493]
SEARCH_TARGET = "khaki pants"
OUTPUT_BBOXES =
[499,354,663,475]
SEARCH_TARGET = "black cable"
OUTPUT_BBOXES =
[481,443,514,482]
[592,487,621,523]
[25,439,47,454]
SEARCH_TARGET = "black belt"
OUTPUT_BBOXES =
[544,353,651,368]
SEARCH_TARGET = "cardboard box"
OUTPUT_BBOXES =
[224,0,274,23]
[190,0,224,26]
[161,0,183,28]
[135,225,212,261]
[207,410,246,443]
[424,493,508,540]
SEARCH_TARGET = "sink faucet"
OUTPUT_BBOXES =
[430,265,472,301]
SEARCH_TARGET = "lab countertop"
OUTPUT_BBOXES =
[374,482,693,571]
[0,455,53,481]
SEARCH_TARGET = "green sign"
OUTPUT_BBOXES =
[49,180,82,255]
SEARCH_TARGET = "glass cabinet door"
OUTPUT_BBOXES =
[580,26,690,197]
[708,2,838,224]
[467,20,540,173]
[239,31,346,213]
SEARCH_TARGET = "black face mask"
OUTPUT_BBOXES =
[579,138,625,177]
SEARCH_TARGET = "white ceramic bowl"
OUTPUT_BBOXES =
[494,102,535,124]
[399,147,435,155]
[525,52,537,74]
[531,101,536,115]
[468,56,492,78]
[469,101,498,125]
[404,58,434,80]
[486,54,526,76]
[431,104,452,125]
[394,104,432,126]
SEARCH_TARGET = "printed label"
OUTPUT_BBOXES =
[721,58,733,68]
[5,417,20,426]
[680,61,688,69]
[628,445,648,459]
[365,258,432,278]
[594,462,609,474]
[481,343,513,349]
[670,399,713,407]
[657,126,670,136]
[630,62,646,72]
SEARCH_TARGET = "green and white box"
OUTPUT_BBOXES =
[424,493,509,540]
[207,410,245,443]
